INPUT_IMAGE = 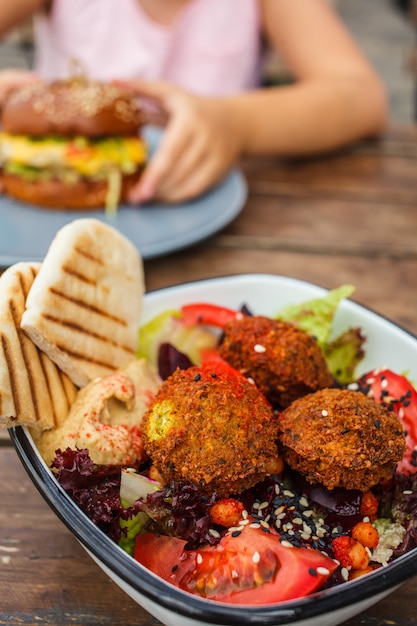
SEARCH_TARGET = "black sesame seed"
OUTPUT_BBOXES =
[374,420,381,429]
[172,564,179,572]
[309,568,318,577]
[194,373,201,381]
[341,428,350,435]
[232,530,241,537]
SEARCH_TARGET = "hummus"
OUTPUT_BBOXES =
[36,358,161,466]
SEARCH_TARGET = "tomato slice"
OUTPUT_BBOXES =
[134,533,189,582]
[180,303,246,328]
[357,368,417,474]
[134,526,337,604]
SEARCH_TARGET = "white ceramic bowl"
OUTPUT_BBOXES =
[10,274,417,626]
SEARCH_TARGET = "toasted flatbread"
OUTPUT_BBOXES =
[21,218,144,388]
[0,262,78,431]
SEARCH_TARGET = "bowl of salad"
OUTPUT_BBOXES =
[9,273,417,626]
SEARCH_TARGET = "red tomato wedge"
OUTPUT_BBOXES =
[134,534,188,582]
[357,368,417,474]
[199,347,247,377]
[180,303,246,328]
[134,526,337,604]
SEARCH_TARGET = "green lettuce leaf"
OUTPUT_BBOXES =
[276,284,366,383]
[276,284,356,347]
[323,326,366,384]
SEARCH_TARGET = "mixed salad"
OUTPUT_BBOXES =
[49,285,417,605]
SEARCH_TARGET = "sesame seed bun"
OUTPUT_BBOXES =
[0,78,146,211]
[1,78,144,137]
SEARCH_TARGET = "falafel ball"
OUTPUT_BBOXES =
[277,387,406,491]
[218,316,334,409]
[142,362,281,497]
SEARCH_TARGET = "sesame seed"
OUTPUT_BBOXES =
[258,501,269,510]
[280,540,294,549]
[197,554,203,564]
[321,410,328,417]
[209,528,221,538]
[250,523,261,529]
[252,551,261,563]
[341,568,349,581]
[254,344,266,353]
[347,382,359,391]
[317,567,330,576]
[403,490,413,495]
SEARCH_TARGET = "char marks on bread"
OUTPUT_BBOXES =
[0,262,78,430]
[21,218,145,388]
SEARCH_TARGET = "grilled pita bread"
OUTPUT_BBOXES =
[0,262,77,431]
[21,218,144,388]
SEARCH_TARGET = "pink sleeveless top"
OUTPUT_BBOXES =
[33,0,262,96]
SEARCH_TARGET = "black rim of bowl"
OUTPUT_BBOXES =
[9,273,417,625]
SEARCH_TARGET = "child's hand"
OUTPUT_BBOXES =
[0,70,40,108]
[121,81,244,204]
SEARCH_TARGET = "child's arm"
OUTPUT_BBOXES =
[240,0,388,154]
[127,0,387,204]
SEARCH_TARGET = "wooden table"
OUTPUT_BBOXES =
[1,125,417,625]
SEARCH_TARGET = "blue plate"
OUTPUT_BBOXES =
[0,126,247,266]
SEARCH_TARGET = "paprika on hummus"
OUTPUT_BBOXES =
[35,359,161,466]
